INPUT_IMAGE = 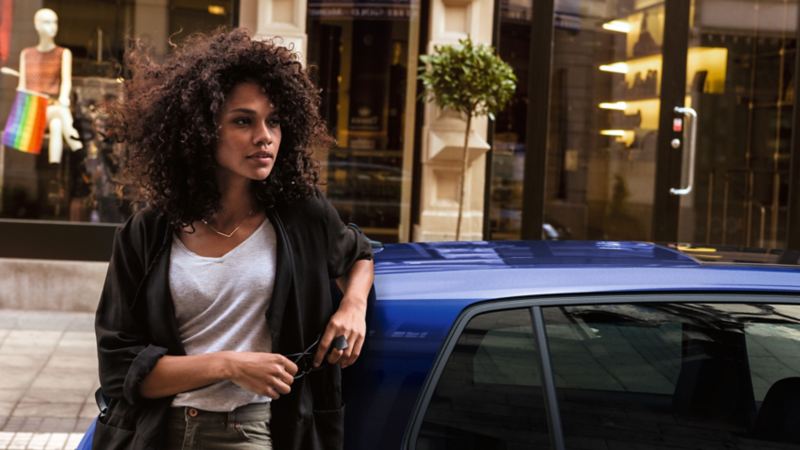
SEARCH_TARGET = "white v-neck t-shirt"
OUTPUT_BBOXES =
[168,218,276,411]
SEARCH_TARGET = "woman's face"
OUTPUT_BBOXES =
[215,81,282,184]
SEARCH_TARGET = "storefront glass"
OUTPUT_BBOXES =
[489,0,532,240]
[0,0,237,223]
[534,0,797,245]
[680,0,797,248]
[543,0,666,241]
[307,0,418,243]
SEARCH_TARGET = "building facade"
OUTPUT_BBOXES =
[1,0,799,262]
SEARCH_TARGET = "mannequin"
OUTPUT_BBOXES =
[17,8,82,163]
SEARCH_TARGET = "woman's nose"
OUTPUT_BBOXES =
[254,122,274,147]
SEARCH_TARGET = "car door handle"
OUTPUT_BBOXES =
[670,106,698,196]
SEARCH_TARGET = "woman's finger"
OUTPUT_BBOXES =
[271,377,292,395]
[341,334,364,368]
[313,327,337,367]
[326,347,344,365]
[280,356,299,376]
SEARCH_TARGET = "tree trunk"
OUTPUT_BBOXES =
[455,113,472,241]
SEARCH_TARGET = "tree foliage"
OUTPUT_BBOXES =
[419,37,516,121]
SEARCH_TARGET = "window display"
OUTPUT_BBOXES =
[0,0,237,223]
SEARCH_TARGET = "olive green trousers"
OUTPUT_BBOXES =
[164,402,272,450]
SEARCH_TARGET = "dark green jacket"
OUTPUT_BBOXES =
[94,192,372,450]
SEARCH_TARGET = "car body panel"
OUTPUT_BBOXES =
[343,240,800,450]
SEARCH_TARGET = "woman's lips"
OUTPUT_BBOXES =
[248,151,274,163]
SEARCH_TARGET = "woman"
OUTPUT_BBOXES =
[94,29,374,450]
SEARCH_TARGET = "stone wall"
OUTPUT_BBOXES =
[0,259,107,312]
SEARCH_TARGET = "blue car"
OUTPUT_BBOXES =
[342,241,800,450]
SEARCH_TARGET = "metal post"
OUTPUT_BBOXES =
[723,175,730,245]
[520,0,555,239]
[785,0,800,250]
[706,172,714,244]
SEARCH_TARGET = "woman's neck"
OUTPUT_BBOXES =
[213,179,257,227]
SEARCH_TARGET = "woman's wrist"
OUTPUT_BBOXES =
[215,351,235,381]
[339,295,367,314]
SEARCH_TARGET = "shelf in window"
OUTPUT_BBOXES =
[599,47,729,96]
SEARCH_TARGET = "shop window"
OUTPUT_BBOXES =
[0,0,236,223]
[307,0,417,243]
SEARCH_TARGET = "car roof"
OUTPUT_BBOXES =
[373,241,800,301]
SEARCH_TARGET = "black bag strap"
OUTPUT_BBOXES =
[94,388,111,419]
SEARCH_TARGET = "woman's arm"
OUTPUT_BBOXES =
[139,351,298,400]
[314,258,375,369]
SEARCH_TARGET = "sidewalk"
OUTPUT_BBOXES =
[0,310,98,450]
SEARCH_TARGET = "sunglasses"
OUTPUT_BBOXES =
[284,335,349,380]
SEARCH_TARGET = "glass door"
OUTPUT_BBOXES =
[537,0,669,241]
[672,0,798,248]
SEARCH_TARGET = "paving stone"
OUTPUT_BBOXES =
[0,391,22,403]
[43,356,97,371]
[30,374,95,392]
[38,418,76,434]
[52,341,95,357]
[78,403,96,420]
[7,431,32,449]
[0,432,13,448]
[74,418,93,433]
[21,417,43,433]
[65,433,83,449]
[2,417,25,432]
[59,331,93,341]
[4,331,62,345]
[0,311,96,437]
[44,432,69,450]
[0,404,13,417]
[0,370,35,390]
[11,403,81,419]
[19,390,87,405]
[0,354,48,370]
[27,432,51,449]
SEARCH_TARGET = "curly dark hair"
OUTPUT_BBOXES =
[110,28,328,227]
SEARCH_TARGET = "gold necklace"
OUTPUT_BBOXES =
[202,210,254,238]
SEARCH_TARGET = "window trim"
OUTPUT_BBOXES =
[403,291,800,450]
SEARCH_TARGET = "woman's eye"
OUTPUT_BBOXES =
[268,117,281,128]
[233,117,251,126]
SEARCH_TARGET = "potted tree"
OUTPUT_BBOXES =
[419,36,516,240]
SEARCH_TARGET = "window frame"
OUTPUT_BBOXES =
[403,291,800,450]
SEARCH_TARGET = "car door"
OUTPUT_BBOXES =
[409,293,800,449]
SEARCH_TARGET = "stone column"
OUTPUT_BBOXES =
[134,0,169,56]
[415,0,495,241]
[250,0,308,64]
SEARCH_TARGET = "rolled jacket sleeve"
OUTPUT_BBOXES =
[95,214,168,406]
[320,193,373,279]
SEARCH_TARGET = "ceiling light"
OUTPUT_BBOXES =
[602,20,631,33]
[599,62,629,74]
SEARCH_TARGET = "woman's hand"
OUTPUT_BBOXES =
[313,297,367,369]
[224,352,298,399]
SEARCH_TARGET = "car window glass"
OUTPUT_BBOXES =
[416,308,550,450]
[543,302,800,450]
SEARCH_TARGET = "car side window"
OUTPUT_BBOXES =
[416,308,550,450]
[543,302,800,449]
